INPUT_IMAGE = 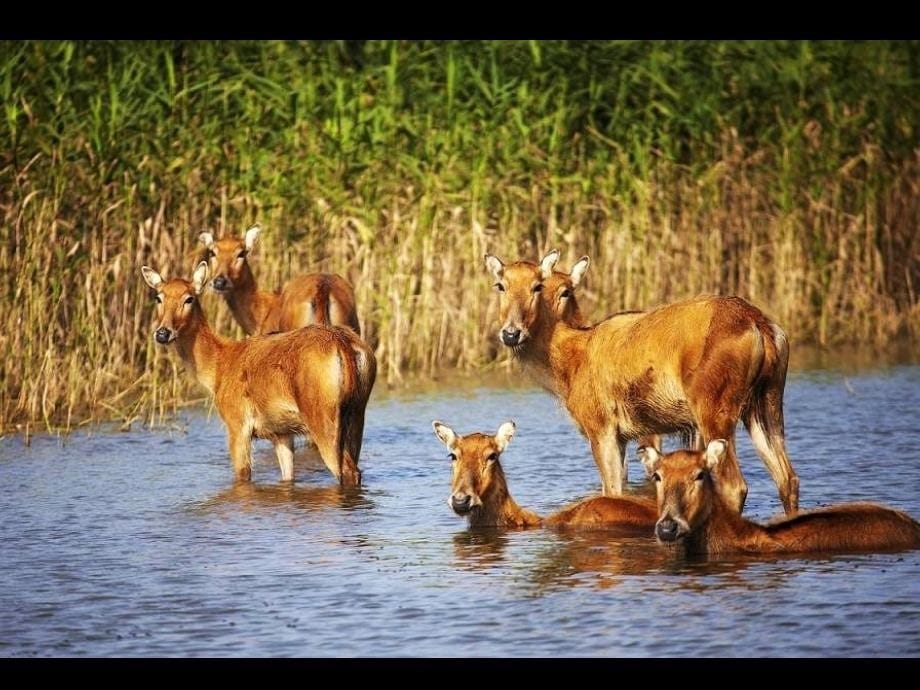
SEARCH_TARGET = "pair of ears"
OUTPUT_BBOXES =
[637,439,728,474]
[485,250,590,286]
[432,421,516,454]
[141,262,210,294]
[199,223,261,252]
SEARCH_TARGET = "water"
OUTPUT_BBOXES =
[1,365,919,657]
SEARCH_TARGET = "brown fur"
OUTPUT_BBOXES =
[544,495,657,532]
[200,226,361,336]
[432,421,657,532]
[545,259,688,456]
[485,250,798,514]
[642,443,920,555]
[141,263,376,486]
[543,267,589,327]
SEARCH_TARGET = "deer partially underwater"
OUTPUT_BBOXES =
[640,441,920,555]
[432,421,657,531]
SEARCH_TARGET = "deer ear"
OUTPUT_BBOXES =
[495,421,516,451]
[198,232,215,249]
[705,439,728,470]
[539,249,560,279]
[243,224,261,251]
[141,266,163,290]
[432,421,459,451]
[569,256,590,288]
[638,446,662,476]
[484,254,505,281]
[191,261,209,294]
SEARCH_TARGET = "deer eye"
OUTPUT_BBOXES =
[560,289,571,298]
[486,452,498,462]
[532,284,543,293]
[695,471,707,481]
[205,249,215,259]
[494,283,505,292]
[237,251,248,260]
[448,453,457,461]
[652,472,662,482]
[184,296,195,305]
[155,294,163,304]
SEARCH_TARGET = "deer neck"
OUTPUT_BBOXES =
[469,471,542,529]
[691,491,766,555]
[511,307,590,398]
[566,297,589,328]
[223,264,278,335]
[546,322,590,398]
[174,309,227,394]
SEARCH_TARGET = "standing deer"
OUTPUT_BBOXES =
[543,255,670,454]
[432,421,657,531]
[199,224,361,336]
[640,441,920,555]
[484,249,798,515]
[141,262,375,486]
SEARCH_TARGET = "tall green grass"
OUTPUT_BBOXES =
[1,41,917,433]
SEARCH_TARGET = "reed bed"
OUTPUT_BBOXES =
[1,41,917,433]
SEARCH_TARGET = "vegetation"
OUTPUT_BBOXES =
[1,40,917,433]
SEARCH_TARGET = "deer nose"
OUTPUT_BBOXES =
[656,518,680,542]
[501,327,522,346]
[154,327,173,344]
[212,275,229,291]
[451,494,473,514]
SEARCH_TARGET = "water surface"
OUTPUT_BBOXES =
[1,365,919,656]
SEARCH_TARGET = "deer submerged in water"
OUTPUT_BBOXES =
[432,420,657,531]
[640,441,920,555]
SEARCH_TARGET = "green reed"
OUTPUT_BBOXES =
[0,41,917,432]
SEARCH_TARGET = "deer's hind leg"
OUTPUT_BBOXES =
[273,435,295,482]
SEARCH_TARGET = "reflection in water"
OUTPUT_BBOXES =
[526,532,672,593]
[190,482,373,515]
[452,529,511,571]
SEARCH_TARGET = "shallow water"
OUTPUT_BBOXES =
[1,365,919,657]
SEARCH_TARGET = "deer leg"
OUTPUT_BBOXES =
[691,403,745,511]
[340,407,365,488]
[310,416,345,484]
[698,420,746,513]
[227,428,253,482]
[273,435,295,482]
[638,434,662,452]
[591,430,627,497]
[744,396,799,515]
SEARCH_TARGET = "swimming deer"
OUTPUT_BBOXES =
[640,441,920,555]
[199,224,361,336]
[432,421,657,531]
[141,262,376,485]
[484,249,798,515]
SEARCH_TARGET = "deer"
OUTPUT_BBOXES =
[484,249,798,515]
[198,224,361,336]
[432,421,657,531]
[140,262,376,486]
[640,441,920,555]
[543,255,671,455]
